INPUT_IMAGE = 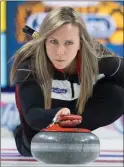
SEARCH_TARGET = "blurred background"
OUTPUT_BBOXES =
[1,1,123,139]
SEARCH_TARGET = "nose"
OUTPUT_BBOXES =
[57,46,65,57]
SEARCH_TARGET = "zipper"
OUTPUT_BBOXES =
[71,82,74,98]
[63,73,75,99]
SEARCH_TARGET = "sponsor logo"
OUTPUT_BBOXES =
[26,13,116,39]
[82,14,116,39]
[52,87,67,94]
[26,12,47,32]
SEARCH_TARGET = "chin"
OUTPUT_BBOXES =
[54,64,67,70]
[54,65,65,70]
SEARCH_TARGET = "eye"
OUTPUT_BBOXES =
[50,39,58,44]
[65,41,74,45]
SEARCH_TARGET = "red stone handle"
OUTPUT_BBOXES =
[41,115,90,132]
[59,114,82,121]
[58,114,82,127]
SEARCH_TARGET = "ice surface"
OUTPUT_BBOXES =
[1,138,123,167]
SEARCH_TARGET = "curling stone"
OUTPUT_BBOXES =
[31,115,100,164]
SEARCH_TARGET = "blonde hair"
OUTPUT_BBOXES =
[10,6,113,115]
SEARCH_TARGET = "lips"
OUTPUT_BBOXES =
[56,60,65,62]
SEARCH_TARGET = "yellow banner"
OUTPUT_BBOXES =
[1,1,6,32]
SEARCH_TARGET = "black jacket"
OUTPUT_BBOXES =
[15,56,124,149]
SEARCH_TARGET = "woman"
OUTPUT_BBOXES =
[10,7,124,156]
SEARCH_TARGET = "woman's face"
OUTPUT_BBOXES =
[45,24,80,69]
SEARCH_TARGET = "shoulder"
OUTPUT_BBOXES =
[17,57,32,70]
[99,56,123,68]
[98,56,124,77]
[16,57,35,83]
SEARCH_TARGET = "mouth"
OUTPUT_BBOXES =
[55,60,65,62]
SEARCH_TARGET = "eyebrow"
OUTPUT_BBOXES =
[48,37,74,42]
